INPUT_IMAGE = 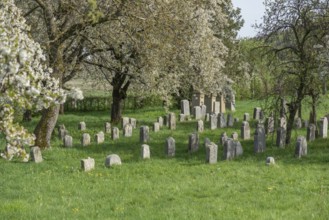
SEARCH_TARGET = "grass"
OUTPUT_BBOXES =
[1,100,329,219]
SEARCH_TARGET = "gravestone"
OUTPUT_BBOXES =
[140,126,150,143]
[227,114,234,127]
[157,116,164,127]
[205,142,218,164]
[204,94,216,114]
[30,147,43,163]
[213,101,220,114]
[226,101,235,112]
[254,123,266,153]
[123,124,133,137]
[205,113,210,122]
[220,132,228,146]
[253,107,262,120]
[78,122,86,131]
[179,114,186,122]
[223,139,235,160]
[295,136,307,158]
[121,117,130,129]
[58,128,69,141]
[266,157,275,166]
[81,133,90,147]
[231,132,238,141]
[105,154,122,167]
[95,131,105,144]
[165,137,175,157]
[265,116,275,134]
[295,118,302,129]
[168,113,176,130]
[104,122,111,133]
[243,113,250,121]
[279,117,287,129]
[194,106,202,120]
[307,124,316,141]
[188,133,199,153]
[241,121,250,140]
[111,127,119,140]
[235,141,243,157]
[210,114,218,130]
[63,135,73,148]
[276,127,286,148]
[201,105,207,120]
[197,120,204,133]
[129,118,137,129]
[218,113,226,128]
[204,138,211,148]
[218,94,226,113]
[153,122,160,132]
[141,144,150,159]
[81,157,95,172]
[180,99,190,116]
[319,117,328,138]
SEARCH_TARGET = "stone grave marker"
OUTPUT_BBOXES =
[121,117,130,129]
[64,135,73,148]
[201,105,207,120]
[220,132,228,146]
[231,132,238,141]
[205,142,218,164]
[123,124,133,137]
[141,144,150,159]
[205,113,210,122]
[111,127,119,140]
[243,113,250,121]
[241,121,250,140]
[30,146,43,163]
[218,113,226,128]
[140,126,149,143]
[295,118,302,129]
[197,120,204,133]
[265,116,275,134]
[95,131,105,144]
[157,116,164,127]
[210,114,218,130]
[58,128,69,141]
[266,157,275,165]
[276,127,286,148]
[104,122,111,133]
[153,122,160,132]
[319,117,328,138]
[180,99,190,116]
[307,124,316,141]
[169,113,176,130]
[254,123,266,153]
[81,157,95,172]
[188,133,199,153]
[253,107,262,120]
[165,137,175,157]
[227,113,234,127]
[78,122,86,131]
[105,154,122,167]
[81,133,91,147]
[295,136,307,158]
[194,106,202,120]
[129,118,137,129]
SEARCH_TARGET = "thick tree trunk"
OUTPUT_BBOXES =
[111,88,125,124]
[34,105,60,149]
[285,104,299,145]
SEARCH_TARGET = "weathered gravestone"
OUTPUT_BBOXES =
[241,121,250,140]
[194,106,202,120]
[295,136,307,158]
[105,154,122,167]
[129,118,137,129]
[279,117,287,129]
[153,122,160,132]
[168,113,176,130]
[253,107,262,120]
[104,122,111,133]
[58,128,69,141]
[95,131,105,144]
[265,116,275,134]
[276,127,286,148]
[213,101,220,114]
[204,94,216,114]
[63,135,73,148]
[307,124,316,141]
[179,114,186,122]
[231,132,238,141]
[201,105,207,120]
[180,99,190,116]
[210,114,218,130]
[157,116,164,127]
[197,120,204,133]
[121,117,130,129]
[140,126,150,143]
[205,113,210,122]
[319,117,328,138]
[204,138,211,147]
[220,132,228,146]
[295,118,302,129]
[141,144,150,159]
[123,124,133,137]
[81,133,91,147]
[218,113,226,128]
[227,113,234,127]
[78,122,86,131]
[243,113,250,121]
[188,133,199,153]
[30,146,43,163]
[165,137,175,157]
[266,157,275,166]
[254,123,266,153]
[81,157,95,172]
[223,139,243,160]
[111,127,119,140]
[205,142,218,164]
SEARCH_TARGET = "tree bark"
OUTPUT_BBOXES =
[34,105,60,149]
[111,88,124,124]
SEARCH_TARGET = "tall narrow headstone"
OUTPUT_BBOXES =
[194,106,202,120]
[210,114,218,130]
[218,95,226,113]
[95,131,105,144]
[104,122,111,133]
[295,117,302,129]
[30,147,43,163]
[157,116,164,127]
[254,123,266,153]
[241,121,250,140]
[141,144,150,159]
[78,122,86,131]
[153,122,160,132]
[319,117,328,138]
[168,113,176,130]
[111,127,119,140]
[220,132,228,146]
[205,142,218,164]
[218,113,226,128]
[121,117,130,129]
[213,101,220,114]
[188,133,199,153]
[129,118,137,129]
[227,114,234,127]
[276,127,286,148]
[253,107,261,120]
[123,124,133,137]
[201,105,207,120]
[295,136,307,158]
[140,126,150,143]
[81,157,95,172]
[165,137,175,157]
[205,113,210,122]
[307,124,316,141]
[81,133,91,147]
[223,138,235,160]
[180,100,190,116]
[197,120,204,133]
[204,94,216,114]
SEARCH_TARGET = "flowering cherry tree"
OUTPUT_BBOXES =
[0,0,66,161]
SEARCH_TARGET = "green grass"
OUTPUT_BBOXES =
[1,101,329,219]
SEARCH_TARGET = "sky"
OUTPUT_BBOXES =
[231,0,265,38]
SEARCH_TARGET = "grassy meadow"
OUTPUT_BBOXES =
[1,99,329,219]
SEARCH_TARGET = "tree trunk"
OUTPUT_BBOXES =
[111,88,124,124]
[285,104,299,144]
[34,105,60,149]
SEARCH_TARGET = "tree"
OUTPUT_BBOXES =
[256,0,329,144]
[0,0,65,160]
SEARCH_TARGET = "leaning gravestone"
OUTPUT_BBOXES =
[253,107,262,120]
[295,136,307,158]
[30,146,43,163]
[168,113,176,130]
[319,117,328,138]
[129,118,137,129]
[95,131,105,144]
[78,122,86,131]
[197,120,204,133]
[188,133,199,153]
[140,126,150,143]
[81,157,95,172]
[307,124,316,141]
[153,122,160,132]
[123,124,133,137]
[121,117,130,129]
[157,116,164,127]
[165,137,175,157]
[141,144,150,159]
[111,127,119,140]
[241,121,250,140]
[227,114,234,127]
[105,154,122,167]
[205,142,218,164]
[218,113,226,128]
[210,114,218,130]
[194,106,202,120]
[104,122,111,134]
[64,135,73,147]
[254,123,266,153]
[276,127,286,148]
[180,99,190,116]
[81,133,91,147]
